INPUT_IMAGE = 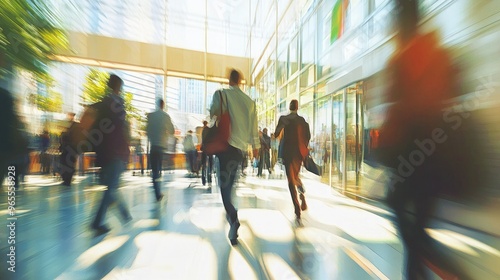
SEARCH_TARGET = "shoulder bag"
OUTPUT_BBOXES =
[203,90,230,155]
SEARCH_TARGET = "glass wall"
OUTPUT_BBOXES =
[253,0,399,197]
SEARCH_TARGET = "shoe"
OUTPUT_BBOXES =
[228,220,240,246]
[300,194,307,211]
[92,224,111,235]
[295,217,303,228]
[297,185,305,194]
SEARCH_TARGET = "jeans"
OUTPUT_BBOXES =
[92,159,131,227]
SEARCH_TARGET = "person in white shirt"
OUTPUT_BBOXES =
[209,69,260,245]
[146,98,175,202]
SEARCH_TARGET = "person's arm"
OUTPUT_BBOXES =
[165,114,175,135]
[209,90,222,118]
[146,113,152,138]
[274,116,285,138]
[304,121,311,144]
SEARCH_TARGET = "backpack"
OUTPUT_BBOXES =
[71,102,104,153]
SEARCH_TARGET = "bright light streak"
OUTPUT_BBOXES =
[427,229,500,257]
[229,249,258,280]
[308,202,398,243]
[75,235,130,269]
[263,253,301,280]
[239,209,294,242]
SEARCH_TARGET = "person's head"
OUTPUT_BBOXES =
[395,0,419,42]
[187,130,193,134]
[67,112,76,121]
[229,69,242,86]
[203,120,208,127]
[263,128,268,135]
[157,98,165,110]
[107,74,123,94]
[289,99,299,112]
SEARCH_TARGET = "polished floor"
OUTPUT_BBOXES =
[0,167,498,280]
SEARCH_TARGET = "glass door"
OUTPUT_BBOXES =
[345,82,363,191]
[314,96,332,184]
[331,90,345,190]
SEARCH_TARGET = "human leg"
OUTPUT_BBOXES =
[217,146,243,244]
[92,159,130,230]
[284,159,302,219]
[150,146,163,200]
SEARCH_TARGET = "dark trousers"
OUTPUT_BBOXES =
[186,150,198,173]
[92,159,130,227]
[389,180,463,279]
[201,151,213,185]
[60,147,77,185]
[257,149,271,175]
[284,157,303,218]
[216,145,243,224]
[150,145,164,200]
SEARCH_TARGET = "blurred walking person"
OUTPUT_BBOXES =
[91,74,132,235]
[275,99,310,226]
[209,69,260,245]
[270,133,278,171]
[183,130,197,176]
[147,98,175,202]
[59,112,78,186]
[257,128,272,177]
[377,0,467,278]
[0,87,28,189]
[200,120,213,186]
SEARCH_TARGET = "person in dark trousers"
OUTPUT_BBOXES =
[200,120,213,186]
[183,130,197,176]
[59,112,77,186]
[39,130,51,174]
[377,1,466,278]
[275,99,310,227]
[91,74,132,235]
[257,127,272,177]
[0,87,28,190]
[147,98,175,202]
[209,69,260,245]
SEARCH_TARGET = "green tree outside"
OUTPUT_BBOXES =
[82,68,144,124]
[0,0,68,84]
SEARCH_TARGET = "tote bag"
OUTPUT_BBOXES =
[203,90,230,155]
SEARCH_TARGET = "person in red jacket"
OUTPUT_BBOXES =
[378,1,464,278]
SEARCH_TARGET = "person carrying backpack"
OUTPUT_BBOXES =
[90,74,132,235]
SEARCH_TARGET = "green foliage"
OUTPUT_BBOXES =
[82,68,110,103]
[82,68,143,124]
[32,90,63,112]
[0,0,68,80]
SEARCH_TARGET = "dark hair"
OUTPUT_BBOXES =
[395,0,419,37]
[229,69,241,84]
[203,120,208,126]
[107,74,123,91]
[157,98,165,108]
[289,99,298,111]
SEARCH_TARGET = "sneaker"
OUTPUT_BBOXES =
[228,220,240,246]
[92,224,111,236]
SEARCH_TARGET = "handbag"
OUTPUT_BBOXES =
[303,154,320,175]
[203,90,230,155]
